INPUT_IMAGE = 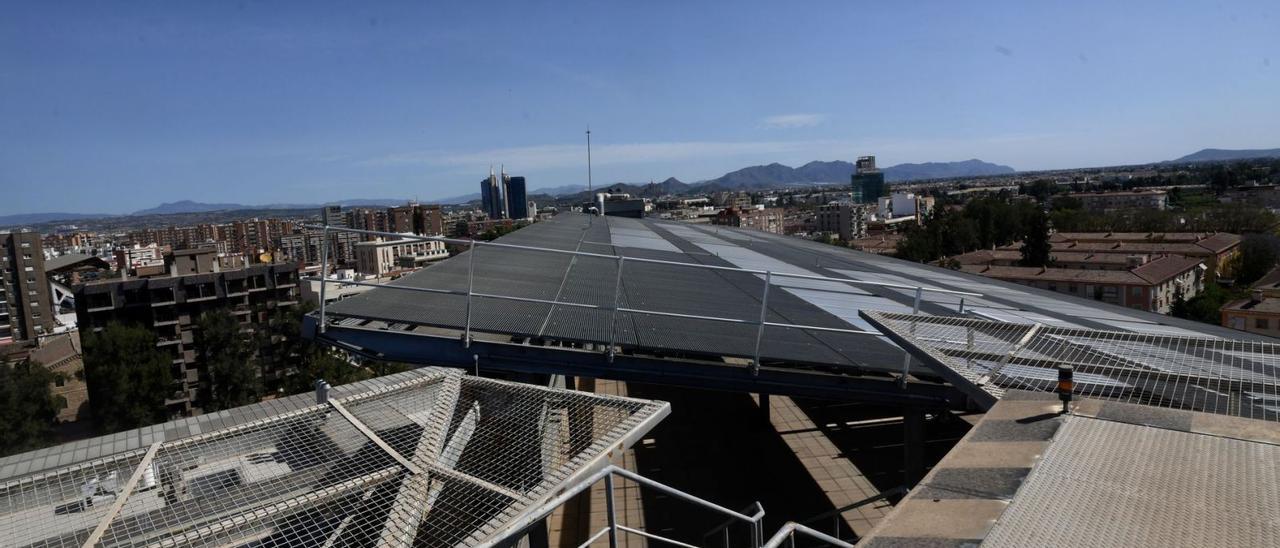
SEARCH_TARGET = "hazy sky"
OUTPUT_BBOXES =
[3,1,1278,215]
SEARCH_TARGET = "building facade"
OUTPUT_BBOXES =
[712,207,785,234]
[2,232,54,349]
[959,254,1204,313]
[354,238,448,276]
[816,203,868,241]
[505,176,528,219]
[75,261,300,417]
[852,156,886,204]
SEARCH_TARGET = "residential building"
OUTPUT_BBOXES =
[816,203,868,241]
[413,204,445,236]
[354,237,448,276]
[959,254,1204,313]
[712,206,785,234]
[504,175,528,219]
[1,231,54,348]
[1220,267,1280,336]
[318,206,357,266]
[75,261,300,416]
[1068,190,1168,212]
[878,192,935,220]
[114,244,167,277]
[387,204,416,234]
[27,331,89,422]
[998,231,1242,278]
[852,155,886,204]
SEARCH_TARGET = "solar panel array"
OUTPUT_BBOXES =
[0,369,668,548]
[861,311,1280,421]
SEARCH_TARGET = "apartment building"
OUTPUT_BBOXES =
[1220,267,1280,336]
[997,232,1242,277]
[1,231,55,349]
[816,203,868,241]
[74,261,300,417]
[959,254,1204,313]
[712,206,785,234]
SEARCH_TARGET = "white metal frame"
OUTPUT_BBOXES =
[301,224,983,375]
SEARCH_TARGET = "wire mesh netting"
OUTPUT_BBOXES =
[0,368,667,548]
[863,311,1280,422]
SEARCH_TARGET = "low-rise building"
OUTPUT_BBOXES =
[712,206,785,234]
[998,231,1242,278]
[1220,267,1280,336]
[959,254,1204,313]
[354,237,448,277]
[816,203,868,241]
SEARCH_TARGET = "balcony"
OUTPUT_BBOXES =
[156,336,181,348]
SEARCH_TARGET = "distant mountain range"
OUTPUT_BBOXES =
[9,148,1279,227]
[1170,148,1280,163]
[0,212,115,226]
[131,198,408,216]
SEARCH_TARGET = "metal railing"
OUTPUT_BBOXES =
[303,224,982,375]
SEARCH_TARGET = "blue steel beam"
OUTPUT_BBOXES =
[304,315,967,408]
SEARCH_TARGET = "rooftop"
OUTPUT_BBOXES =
[0,368,668,547]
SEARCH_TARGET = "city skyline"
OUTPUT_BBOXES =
[4,1,1279,216]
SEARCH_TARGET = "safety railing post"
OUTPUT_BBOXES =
[958,297,966,314]
[464,238,476,348]
[318,225,329,334]
[752,271,772,375]
[608,256,625,362]
[605,472,619,548]
[912,286,923,314]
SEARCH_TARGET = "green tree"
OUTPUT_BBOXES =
[198,308,262,411]
[83,322,172,433]
[1020,209,1053,267]
[263,302,372,396]
[1234,234,1280,285]
[0,358,66,457]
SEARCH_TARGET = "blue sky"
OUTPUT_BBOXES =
[2,1,1278,215]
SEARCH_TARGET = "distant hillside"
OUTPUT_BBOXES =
[0,212,113,227]
[133,200,247,215]
[133,198,408,215]
[532,184,589,196]
[1171,148,1280,163]
[693,158,1014,191]
[884,159,1015,181]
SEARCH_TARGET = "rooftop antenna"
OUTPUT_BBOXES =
[586,126,593,193]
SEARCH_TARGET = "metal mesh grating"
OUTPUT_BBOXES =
[0,368,668,548]
[861,311,1280,421]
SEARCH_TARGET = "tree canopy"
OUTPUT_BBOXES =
[83,322,172,434]
[198,308,262,411]
[0,358,65,457]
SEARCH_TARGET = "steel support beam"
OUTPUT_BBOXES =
[309,320,967,408]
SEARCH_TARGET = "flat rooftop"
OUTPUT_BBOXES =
[857,391,1280,547]
[321,213,1260,376]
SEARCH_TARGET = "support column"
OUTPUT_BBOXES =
[526,519,550,548]
[903,408,925,487]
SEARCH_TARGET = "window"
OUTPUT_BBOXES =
[1131,286,1142,297]
[1068,284,1078,293]
[1257,318,1269,330]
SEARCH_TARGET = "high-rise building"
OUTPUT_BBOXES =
[413,204,445,236]
[318,205,357,266]
[387,205,416,234]
[1,231,54,348]
[852,155,886,204]
[75,261,300,416]
[481,167,505,220]
[505,176,528,219]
